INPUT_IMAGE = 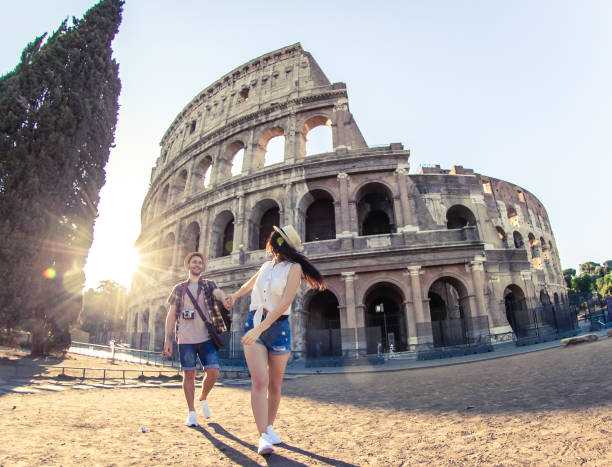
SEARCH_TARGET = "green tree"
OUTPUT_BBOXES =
[579,261,603,276]
[0,0,123,355]
[595,272,612,298]
[563,268,576,289]
[571,274,595,294]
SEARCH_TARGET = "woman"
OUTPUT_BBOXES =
[225,225,325,455]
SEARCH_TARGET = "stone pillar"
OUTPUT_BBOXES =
[408,265,431,344]
[244,128,257,174]
[395,166,418,232]
[337,173,350,234]
[285,113,297,164]
[470,257,487,318]
[341,272,365,354]
[283,182,294,226]
[403,300,417,348]
[231,193,245,265]
[183,157,198,199]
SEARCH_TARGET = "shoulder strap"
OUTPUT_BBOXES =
[185,286,211,324]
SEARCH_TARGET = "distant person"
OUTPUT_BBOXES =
[225,226,326,455]
[163,252,230,427]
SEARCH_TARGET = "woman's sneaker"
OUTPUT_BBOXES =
[200,400,211,419]
[266,425,281,444]
[185,411,198,427]
[257,433,274,455]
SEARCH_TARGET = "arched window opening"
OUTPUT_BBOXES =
[305,290,341,358]
[540,290,551,306]
[222,221,234,257]
[507,207,519,227]
[194,157,212,190]
[154,308,165,351]
[427,277,471,348]
[247,200,280,250]
[231,148,245,177]
[305,193,336,242]
[177,169,188,193]
[181,222,200,261]
[302,116,333,156]
[357,183,395,236]
[211,211,234,258]
[160,184,169,207]
[259,207,280,250]
[446,205,477,229]
[554,293,560,305]
[504,284,527,336]
[513,231,524,249]
[496,226,507,247]
[528,233,539,258]
[264,135,285,167]
[162,232,175,268]
[364,283,407,352]
[133,312,139,333]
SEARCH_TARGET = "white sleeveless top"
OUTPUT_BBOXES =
[250,260,294,326]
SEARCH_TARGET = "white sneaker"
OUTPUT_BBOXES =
[266,425,281,445]
[185,411,198,427]
[257,433,274,455]
[200,400,211,419]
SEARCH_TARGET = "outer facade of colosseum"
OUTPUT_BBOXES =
[126,43,567,356]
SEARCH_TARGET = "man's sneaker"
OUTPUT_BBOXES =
[185,411,198,427]
[257,433,274,455]
[200,400,211,419]
[266,425,281,445]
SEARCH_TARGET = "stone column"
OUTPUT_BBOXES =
[183,157,198,199]
[341,272,365,354]
[408,265,431,344]
[332,102,348,150]
[285,113,297,164]
[283,182,294,226]
[231,193,246,265]
[337,172,355,250]
[470,257,487,318]
[403,300,417,348]
[244,128,257,174]
[395,166,418,232]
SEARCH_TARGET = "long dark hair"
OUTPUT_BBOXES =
[266,231,326,291]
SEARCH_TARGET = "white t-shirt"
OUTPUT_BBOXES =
[177,282,210,344]
[249,260,294,315]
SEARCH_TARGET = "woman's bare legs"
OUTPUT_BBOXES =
[244,343,270,435]
[267,352,290,427]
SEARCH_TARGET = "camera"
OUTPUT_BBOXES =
[182,309,195,320]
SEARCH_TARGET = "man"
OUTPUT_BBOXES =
[164,252,229,427]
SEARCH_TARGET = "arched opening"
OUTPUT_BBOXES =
[162,232,175,269]
[554,293,560,305]
[177,169,188,193]
[248,200,280,250]
[211,211,235,258]
[513,231,524,249]
[154,308,165,351]
[540,290,551,306]
[503,284,527,336]
[305,190,336,242]
[507,207,519,227]
[228,141,245,177]
[133,312,139,333]
[301,116,333,156]
[140,309,150,349]
[181,222,200,261]
[446,205,477,229]
[364,283,406,353]
[194,156,212,190]
[305,290,341,358]
[159,184,169,208]
[427,277,471,348]
[257,127,285,167]
[528,233,539,258]
[496,226,507,247]
[356,183,395,236]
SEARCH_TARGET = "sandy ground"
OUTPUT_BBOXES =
[0,339,611,466]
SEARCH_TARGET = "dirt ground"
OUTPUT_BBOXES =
[0,339,611,466]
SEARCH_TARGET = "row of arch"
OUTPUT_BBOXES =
[146,188,486,268]
[150,117,335,218]
[130,278,563,353]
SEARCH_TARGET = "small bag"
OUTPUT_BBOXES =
[185,287,224,350]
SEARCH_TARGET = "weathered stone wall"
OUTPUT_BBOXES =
[127,44,566,352]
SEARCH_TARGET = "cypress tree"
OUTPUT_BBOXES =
[0,0,124,355]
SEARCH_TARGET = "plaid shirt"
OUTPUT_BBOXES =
[167,279,227,334]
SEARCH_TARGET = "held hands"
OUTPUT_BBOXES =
[163,340,172,356]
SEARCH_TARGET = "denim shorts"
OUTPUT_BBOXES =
[243,310,291,355]
[178,340,219,371]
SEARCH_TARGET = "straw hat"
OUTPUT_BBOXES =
[184,252,206,271]
[273,225,304,252]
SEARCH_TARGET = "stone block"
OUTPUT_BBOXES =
[560,334,599,347]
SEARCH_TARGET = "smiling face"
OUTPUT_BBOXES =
[187,255,205,276]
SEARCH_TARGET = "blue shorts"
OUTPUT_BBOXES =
[243,311,291,355]
[178,340,219,371]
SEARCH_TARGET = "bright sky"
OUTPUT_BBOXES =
[2,1,611,290]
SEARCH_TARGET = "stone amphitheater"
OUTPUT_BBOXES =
[126,43,567,358]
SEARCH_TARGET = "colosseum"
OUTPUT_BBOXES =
[127,43,568,359]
